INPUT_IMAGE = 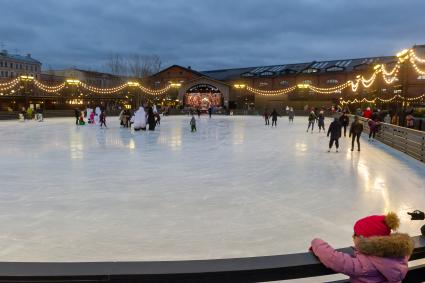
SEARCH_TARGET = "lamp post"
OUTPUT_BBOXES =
[397,49,410,124]
[233,84,247,111]
[20,75,34,109]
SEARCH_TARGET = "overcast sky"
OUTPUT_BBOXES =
[1,0,424,72]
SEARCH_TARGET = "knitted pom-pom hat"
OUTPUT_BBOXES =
[354,212,400,238]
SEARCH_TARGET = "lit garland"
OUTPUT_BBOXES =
[0,77,19,87]
[409,57,425,75]
[340,93,425,105]
[245,85,296,96]
[360,72,377,88]
[350,80,360,92]
[307,81,350,94]
[34,80,65,93]
[0,78,20,91]
[409,49,425,63]
[80,82,128,94]
[381,63,400,76]
[137,84,172,95]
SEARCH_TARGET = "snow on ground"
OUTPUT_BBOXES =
[0,115,423,262]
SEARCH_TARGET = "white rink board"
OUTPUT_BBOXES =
[0,115,424,261]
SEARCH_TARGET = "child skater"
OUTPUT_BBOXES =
[190,115,197,132]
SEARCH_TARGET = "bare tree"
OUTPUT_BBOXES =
[105,53,128,76]
[105,53,161,78]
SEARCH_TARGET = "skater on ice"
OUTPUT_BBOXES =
[190,115,197,132]
[264,109,270,125]
[310,212,413,283]
[288,107,294,123]
[271,109,278,127]
[99,111,107,128]
[318,110,325,133]
[306,110,316,133]
[339,112,349,137]
[368,118,379,141]
[349,116,364,151]
[74,108,80,125]
[327,117,342,152]
[147,107,156,131]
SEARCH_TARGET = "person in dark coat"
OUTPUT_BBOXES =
[208,106,212,118]
[307,111,317,133]
[270,109,278,127]
[339,112,350,137]
[99,111,107,128]
[318,110,325,133]
[264,109,270,125]
[327,117,342,152]
[349,116,364,151]
[74,108,80,125]
[147,107,156,131]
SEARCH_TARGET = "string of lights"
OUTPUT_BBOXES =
[340,93,425,105]
[34,80,66,93]
[80,82,128,94]
[137,84,172,95]
[360,72,377,88]
[409,49,425,63]
[307,81,351,94]
[409,57,425,75]
[0,78,20,92]
[0,78,20,87]
[245,85,296,96]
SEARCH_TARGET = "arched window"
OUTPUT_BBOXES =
[302,80,312,85]
[259,82,269,87]
[417,75,425,80]
[280,80,290,87]
[326,79,338,84]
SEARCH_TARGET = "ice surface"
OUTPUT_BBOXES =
[0,115,424,262]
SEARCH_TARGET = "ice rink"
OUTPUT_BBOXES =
[0,115,424,262]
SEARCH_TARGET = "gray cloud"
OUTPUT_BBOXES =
[1,0,424,72]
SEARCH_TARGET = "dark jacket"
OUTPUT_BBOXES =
[339,115,349,126]
[271,110,278,120]
[327,120,342,139]
[308,112,316,122]
[350,121,364,136]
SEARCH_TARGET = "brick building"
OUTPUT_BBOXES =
[147,45,425,112]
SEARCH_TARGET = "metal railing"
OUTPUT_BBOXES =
[350,115,425,162]
[0,235,423,282]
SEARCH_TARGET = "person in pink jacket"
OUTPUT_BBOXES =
[311,212,414,283]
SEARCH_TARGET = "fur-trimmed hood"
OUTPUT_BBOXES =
[356,233,414,257]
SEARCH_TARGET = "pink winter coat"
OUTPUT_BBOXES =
[311,233,414,283]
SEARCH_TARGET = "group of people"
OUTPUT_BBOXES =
[263,107,295,126]
[19,106,44,122]
[128,105,161,131]
[75,107,107,128]
[263,109,279,126]
[326,114,364,152]
[359,106,417,129]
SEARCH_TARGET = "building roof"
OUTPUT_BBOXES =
[153,64,206,78]
[200,56,396,81]
[0,50,41,65]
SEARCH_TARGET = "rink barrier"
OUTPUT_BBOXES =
[349,115,425,163]
[0,235,423,283]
